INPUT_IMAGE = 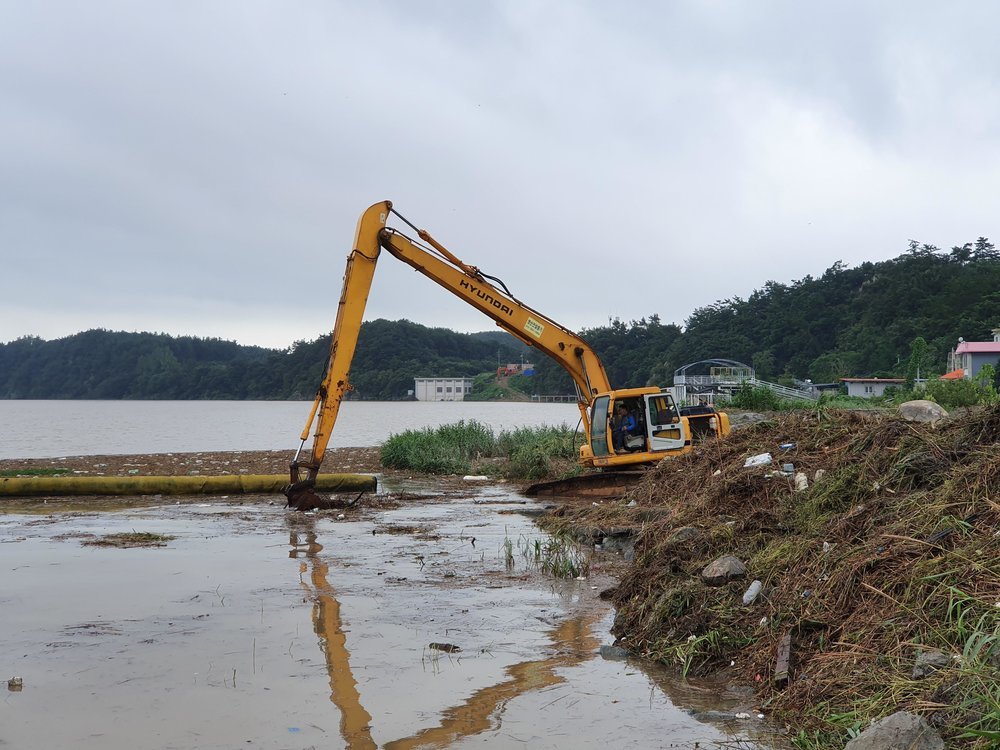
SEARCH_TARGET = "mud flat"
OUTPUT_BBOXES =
[0,458,783,750]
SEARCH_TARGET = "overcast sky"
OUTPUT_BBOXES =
[3,1,999,349]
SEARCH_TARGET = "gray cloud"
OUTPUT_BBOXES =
[2,1,999,348]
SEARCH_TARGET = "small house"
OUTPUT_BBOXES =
[840,377,905,398]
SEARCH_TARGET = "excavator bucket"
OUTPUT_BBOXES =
[284,482,324,511]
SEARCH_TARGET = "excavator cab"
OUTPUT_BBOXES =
[587,389,716,465]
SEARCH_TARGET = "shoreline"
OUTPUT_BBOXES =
[0,447,385,478]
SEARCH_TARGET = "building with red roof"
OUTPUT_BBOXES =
[947,328,1000,379]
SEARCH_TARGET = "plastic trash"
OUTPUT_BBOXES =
[779,442,796,450]
[742,580,763,605]
[794,472,809,491]
[743,453,772,468]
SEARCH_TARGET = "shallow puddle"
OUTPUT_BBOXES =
[1,486,782,749]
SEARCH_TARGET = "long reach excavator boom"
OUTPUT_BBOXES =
[285,201,728,509]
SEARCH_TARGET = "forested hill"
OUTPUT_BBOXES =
[673,239,1000,383]
[0,321,529,400]
[3,241,999,399]
[519,239,1000,394]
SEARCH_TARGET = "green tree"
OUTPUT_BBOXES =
[905,336,931,388]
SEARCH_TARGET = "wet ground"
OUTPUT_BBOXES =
[1,479,782,750]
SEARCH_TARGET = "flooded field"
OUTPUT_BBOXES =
[1,482,781,749]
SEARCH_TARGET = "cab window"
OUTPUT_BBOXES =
[589,396,610,456]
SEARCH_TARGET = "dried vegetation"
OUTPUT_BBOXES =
[543,407,1000,747]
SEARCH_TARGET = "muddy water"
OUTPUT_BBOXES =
[1,487,780,750]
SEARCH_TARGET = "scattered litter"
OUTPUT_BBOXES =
[7,677,23,691]
[735,712,751,720]
[744,453,772,468]
[742,580,763,605]
[779,442,796,450]
[794,472,808,491]
[337,514,345,519]
[462,475,489,481]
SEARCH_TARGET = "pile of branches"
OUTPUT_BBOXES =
[571,408,1000,745]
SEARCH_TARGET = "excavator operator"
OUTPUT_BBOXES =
[611,404,638,453]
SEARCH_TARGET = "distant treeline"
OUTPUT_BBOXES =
[0,321,528,400]
[3,240,999,400]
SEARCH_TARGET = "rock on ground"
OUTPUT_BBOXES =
[911,650,951,679]
[898,400,948,425]
[844,711,944,750]
[701,555,747,586]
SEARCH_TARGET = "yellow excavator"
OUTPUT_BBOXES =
[285,201,729,508]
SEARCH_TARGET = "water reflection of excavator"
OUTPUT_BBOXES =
[290,517,605,748]
[286,201,729,509]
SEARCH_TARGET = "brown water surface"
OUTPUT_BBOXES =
[1,486,782,749]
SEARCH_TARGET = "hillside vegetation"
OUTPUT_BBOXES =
[2,241,999,399]
[0,322,528,400]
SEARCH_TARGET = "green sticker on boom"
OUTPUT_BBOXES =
[524,317,544,339]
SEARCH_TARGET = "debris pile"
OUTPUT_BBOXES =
[555,408,1000,745]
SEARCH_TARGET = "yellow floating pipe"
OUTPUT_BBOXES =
[0,473,376,497]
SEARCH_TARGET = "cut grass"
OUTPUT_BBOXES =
[543,407,1000,747]
[83,532,175,548]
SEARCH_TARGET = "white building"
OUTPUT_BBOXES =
[414,377,474,402]
[840,377,905,398]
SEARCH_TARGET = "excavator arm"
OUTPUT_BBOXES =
[378,228,612,405]
[286,200,612,508]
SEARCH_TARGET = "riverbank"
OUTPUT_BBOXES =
[543,406,1000,748]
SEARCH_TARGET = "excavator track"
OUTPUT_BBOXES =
[523,470,647,499]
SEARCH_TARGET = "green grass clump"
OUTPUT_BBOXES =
[380,420,578,479]
[498,424,577,481]
[511,531,590,579]
[380,420,492,475]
